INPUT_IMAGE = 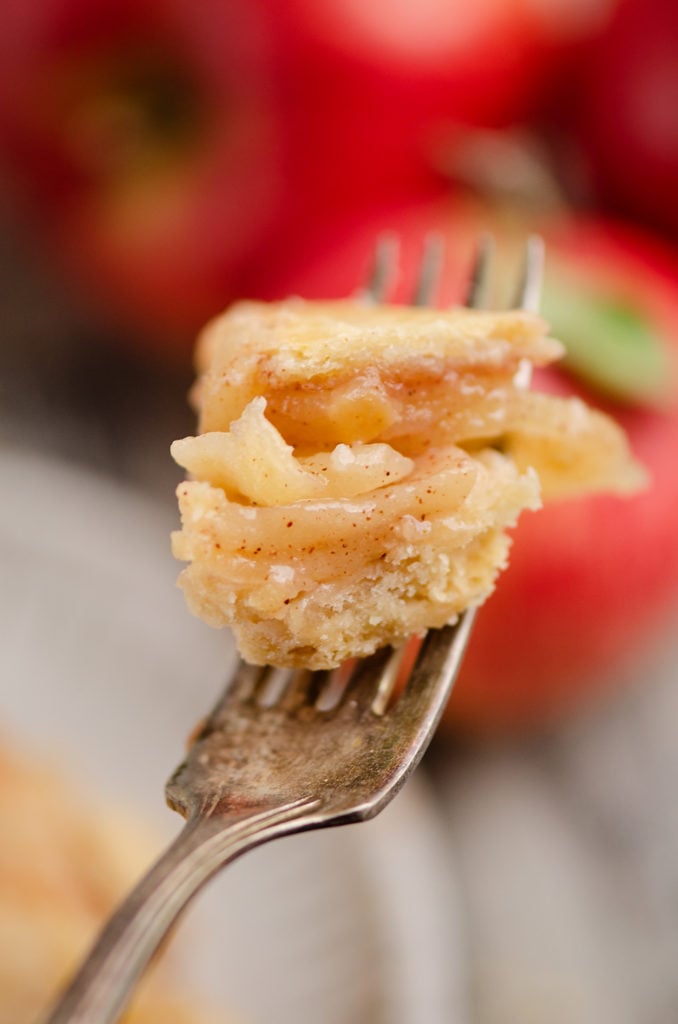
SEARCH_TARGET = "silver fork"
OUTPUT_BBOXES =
[44,234,544,1024]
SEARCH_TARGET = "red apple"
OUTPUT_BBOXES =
[560,0,678,239]
[255,195,678,733]
[0,0,614,358]
[0,0,290,356]
[265,0,616,216]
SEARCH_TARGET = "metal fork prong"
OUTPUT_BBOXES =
[514,234,544,313]
[207,660,263,722]
[411,233,445,307]
[276,668,319,712]
[513,235,545,389]
[329,645,395,719]
[361,232,399,302]
[256,666,298,708]
[391,612,476,728]
[464,233,494,308]
[370,644,409,716]
[314,660,355,712]
[206,664,297,725]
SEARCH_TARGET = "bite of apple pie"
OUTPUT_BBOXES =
[171,298,645,669]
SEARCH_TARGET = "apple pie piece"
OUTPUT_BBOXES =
[0,740,230,1024]
[171,298,645,669]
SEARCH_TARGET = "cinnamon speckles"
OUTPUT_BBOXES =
[172,296,645,668]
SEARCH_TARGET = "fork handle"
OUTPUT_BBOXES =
[43,798,319,1024]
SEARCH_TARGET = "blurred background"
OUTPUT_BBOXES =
[2,0,678,1021]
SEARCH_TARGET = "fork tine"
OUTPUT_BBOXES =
[390,614,476,728]
[205,662,281,727]
[276,668,319,712]
[411,233,445,306]
[212,660,262,713]
[464,233,494,308]
[512,235,545,388]
[361,232,399,302]
[514,234,544,313]
[256,666,298,708]
[313,660,356,712]
[370,643,410,716]
[329,646,396,720]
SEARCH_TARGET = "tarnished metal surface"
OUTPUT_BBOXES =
[166,619,474,826]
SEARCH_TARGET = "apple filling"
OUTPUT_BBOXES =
[172,298,645,669]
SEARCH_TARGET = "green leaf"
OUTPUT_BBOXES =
[541,275,672,408]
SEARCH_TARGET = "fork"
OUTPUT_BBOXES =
[44,233,544,1024]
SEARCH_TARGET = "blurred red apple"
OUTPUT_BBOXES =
[0,0,616,357]
[255,195,678,733]
[267,0,616,215]
[0,0,289,356]
[562,0,678,239]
